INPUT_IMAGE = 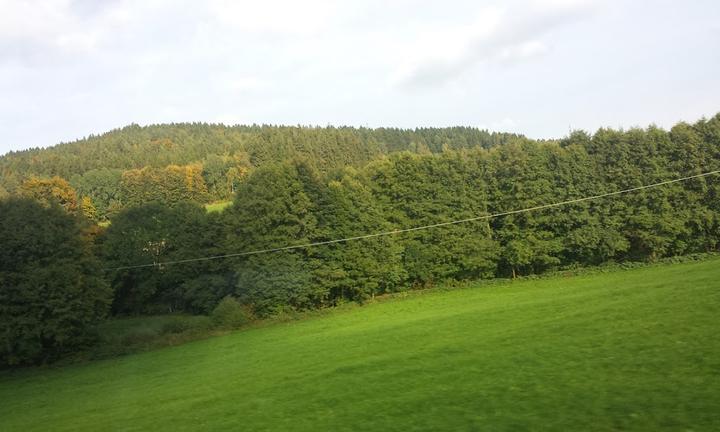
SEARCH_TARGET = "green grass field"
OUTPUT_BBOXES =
[204,200,233,213]
[1,259,719,431]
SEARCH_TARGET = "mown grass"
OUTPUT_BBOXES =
[204,200,233,213]
[1,258,719,431]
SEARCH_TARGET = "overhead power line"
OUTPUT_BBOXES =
[106,169,720,272]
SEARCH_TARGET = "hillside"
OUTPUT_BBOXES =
[2,113,720,368]
[0,123,520,208]
[1,258,719,431]
[2,115,718,224]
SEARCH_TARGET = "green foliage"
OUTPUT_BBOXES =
[0,197,111,366]
[90,114,720,316]
[226,161,325,314]
[70,168,123,221]
[179,274,234,314]
[366,152,500,285]
[100,201,230,314]
[2,259,719,430]
[202,153,252,198]
[210,296,252,329]
[120,164,208,208]
[2,114,713,323]
[313,168,406,302]
[0,123,520,218]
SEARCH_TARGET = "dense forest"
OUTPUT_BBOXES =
[0,124,519,220]
[1,114,720,366]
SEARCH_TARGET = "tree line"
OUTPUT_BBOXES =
[1,114,719,366]
[0,124,519,220]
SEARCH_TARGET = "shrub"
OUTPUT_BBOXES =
[211,296,252,329]
[162,317,195,334]
[120,327,160,346]
[162,316,212,334]
[180,275,234,314]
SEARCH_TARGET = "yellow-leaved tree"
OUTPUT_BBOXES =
[21,176,78,213]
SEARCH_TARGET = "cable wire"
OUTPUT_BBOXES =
[105,169,720,271]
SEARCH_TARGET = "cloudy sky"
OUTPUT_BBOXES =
[0,0,718,154]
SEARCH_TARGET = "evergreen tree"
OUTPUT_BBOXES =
[313,167,406,302]
[367,152,499,285]
[225,162,325,314]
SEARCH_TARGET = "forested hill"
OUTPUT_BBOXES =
[0,123,521,220]
[2,115,719,223]
[2,114,720,366]
[0,123,519,190]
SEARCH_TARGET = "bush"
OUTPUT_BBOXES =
[211,296,252,329]
[268,304,302,322]
[180,275,234,314]
[162,317,195,334]
[120,328,160,346]
[161,315,212,334]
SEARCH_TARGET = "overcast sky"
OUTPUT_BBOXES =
[1,0,718,154]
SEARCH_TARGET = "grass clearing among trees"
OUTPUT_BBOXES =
[204,200,232,213]
[1,258,719,431]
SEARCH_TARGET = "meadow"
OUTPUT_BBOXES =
[1,258,718,431]
[204,200,233,213]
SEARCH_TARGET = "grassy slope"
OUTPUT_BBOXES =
[1,259,719,431]
[204,200,233,213]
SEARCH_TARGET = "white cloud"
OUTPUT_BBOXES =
[396,0,596,88]
[206,0,340,35]
[498,40,550,64]
[53,30,100,53]
[0,0,718,153]
[227,77,270,93]
[0,0,72,39]
[0,0,142,63]
[479,117,518,132]
[389,6,504,86]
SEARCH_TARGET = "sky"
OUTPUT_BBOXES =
[0,0,718,154]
